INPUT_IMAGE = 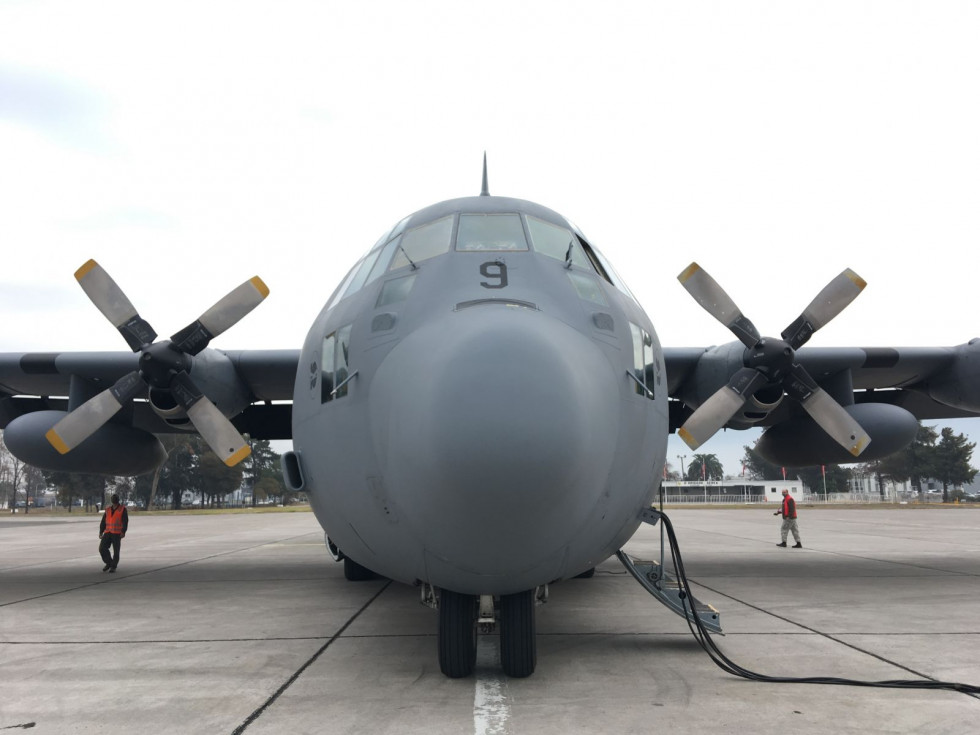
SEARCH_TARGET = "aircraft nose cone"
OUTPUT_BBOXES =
[370,306,620,587]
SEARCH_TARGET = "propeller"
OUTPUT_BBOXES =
[46,260,268,467]
[676,263,870,458]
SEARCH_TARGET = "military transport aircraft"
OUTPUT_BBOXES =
[3,164,980,679]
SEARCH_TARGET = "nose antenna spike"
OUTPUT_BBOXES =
[480,152,490,196]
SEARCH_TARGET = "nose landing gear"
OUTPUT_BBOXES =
[428,585,546,678]
[499,589,536,678]
[437,589,478,678]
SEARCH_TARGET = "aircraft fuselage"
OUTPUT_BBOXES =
[290,195,668,595]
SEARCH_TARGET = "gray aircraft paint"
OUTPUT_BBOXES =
[290,195,668,595]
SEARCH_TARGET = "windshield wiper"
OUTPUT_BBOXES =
[398,243,418,270]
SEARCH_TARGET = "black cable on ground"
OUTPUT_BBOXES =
[657,511,980,695]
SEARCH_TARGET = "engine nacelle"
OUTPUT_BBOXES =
[675,342,784,427]
[735,386,784,426]
[756,403,918,467]
[149,348,252,428]
[4,410,167,475]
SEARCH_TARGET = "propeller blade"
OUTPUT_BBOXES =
[677,367,769,450]
[170,372,251,466]
[784,364,871,457]
[188,398,252,467]
[170,276,270,355]
[45,371,145,453]
[677,263,760,348]
[781,268,867,350]
[75,260,158,351]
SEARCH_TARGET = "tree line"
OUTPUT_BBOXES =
[665,423,977,503]
[0,432,289,511]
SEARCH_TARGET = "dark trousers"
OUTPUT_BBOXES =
[99,533,122,568]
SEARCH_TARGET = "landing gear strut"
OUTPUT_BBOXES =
[438,589,478,678]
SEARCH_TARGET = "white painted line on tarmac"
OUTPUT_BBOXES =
[474,636,510,734]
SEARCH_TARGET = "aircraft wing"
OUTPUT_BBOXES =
[4,339,978,471]
[664,341,980,465]
[0,349,300,440]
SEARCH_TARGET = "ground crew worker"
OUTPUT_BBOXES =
[99,494,128,572]
[774,488,802,548]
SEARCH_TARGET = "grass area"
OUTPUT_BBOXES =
[141,505,313,516]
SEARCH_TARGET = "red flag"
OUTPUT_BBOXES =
[821,464,826,477]
[781,466,787,480]
[741,462,746,477]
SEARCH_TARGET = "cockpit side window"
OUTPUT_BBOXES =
[326,259,364,311]
[629,322,657,400]
[389,215,455,270]
[320,333,336,402]
[340,249,382,301]
[365,235,402,284]
[567,271,607,305]
[321,323,354,403]
[334,324,352,399]
[376,273,417,307]
[526,215,588,268]
[456,213,528,251]
[582,239,638,304]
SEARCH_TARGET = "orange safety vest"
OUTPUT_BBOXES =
[104,505,125,535]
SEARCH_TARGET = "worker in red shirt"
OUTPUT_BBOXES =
[99,494,129,572]
[774,488,802,548]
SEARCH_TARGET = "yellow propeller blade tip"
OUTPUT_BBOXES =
[74,259,99,281]
[250,277,270,298]
[224,445,252,467]
[849,437,870,457]
[677,263,701,283]
[845,269,867,291]
[677,426,700,451]
[45,428,71,455]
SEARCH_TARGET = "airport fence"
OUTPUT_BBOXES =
[660,493,944,505]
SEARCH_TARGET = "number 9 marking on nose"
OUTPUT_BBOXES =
[480,261,508,289]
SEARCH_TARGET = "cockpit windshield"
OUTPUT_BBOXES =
[456,214,528,251]
[525,215,587,267]
[326,202,638,311]
[389,215,454,269]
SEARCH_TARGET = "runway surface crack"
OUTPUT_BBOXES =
[230,580,392,734]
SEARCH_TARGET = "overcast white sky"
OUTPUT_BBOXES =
[2,2,979,475]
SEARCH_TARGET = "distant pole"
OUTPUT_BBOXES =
[677,454,687,479]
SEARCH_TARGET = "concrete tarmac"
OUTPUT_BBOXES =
[1,507,978,734]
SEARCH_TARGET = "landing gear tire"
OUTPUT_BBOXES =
[343,557,375,581]
[438,589,478,678]
[500,589,536,678]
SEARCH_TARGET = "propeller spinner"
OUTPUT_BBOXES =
[676,263,870,458]
[46,260,268,467]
